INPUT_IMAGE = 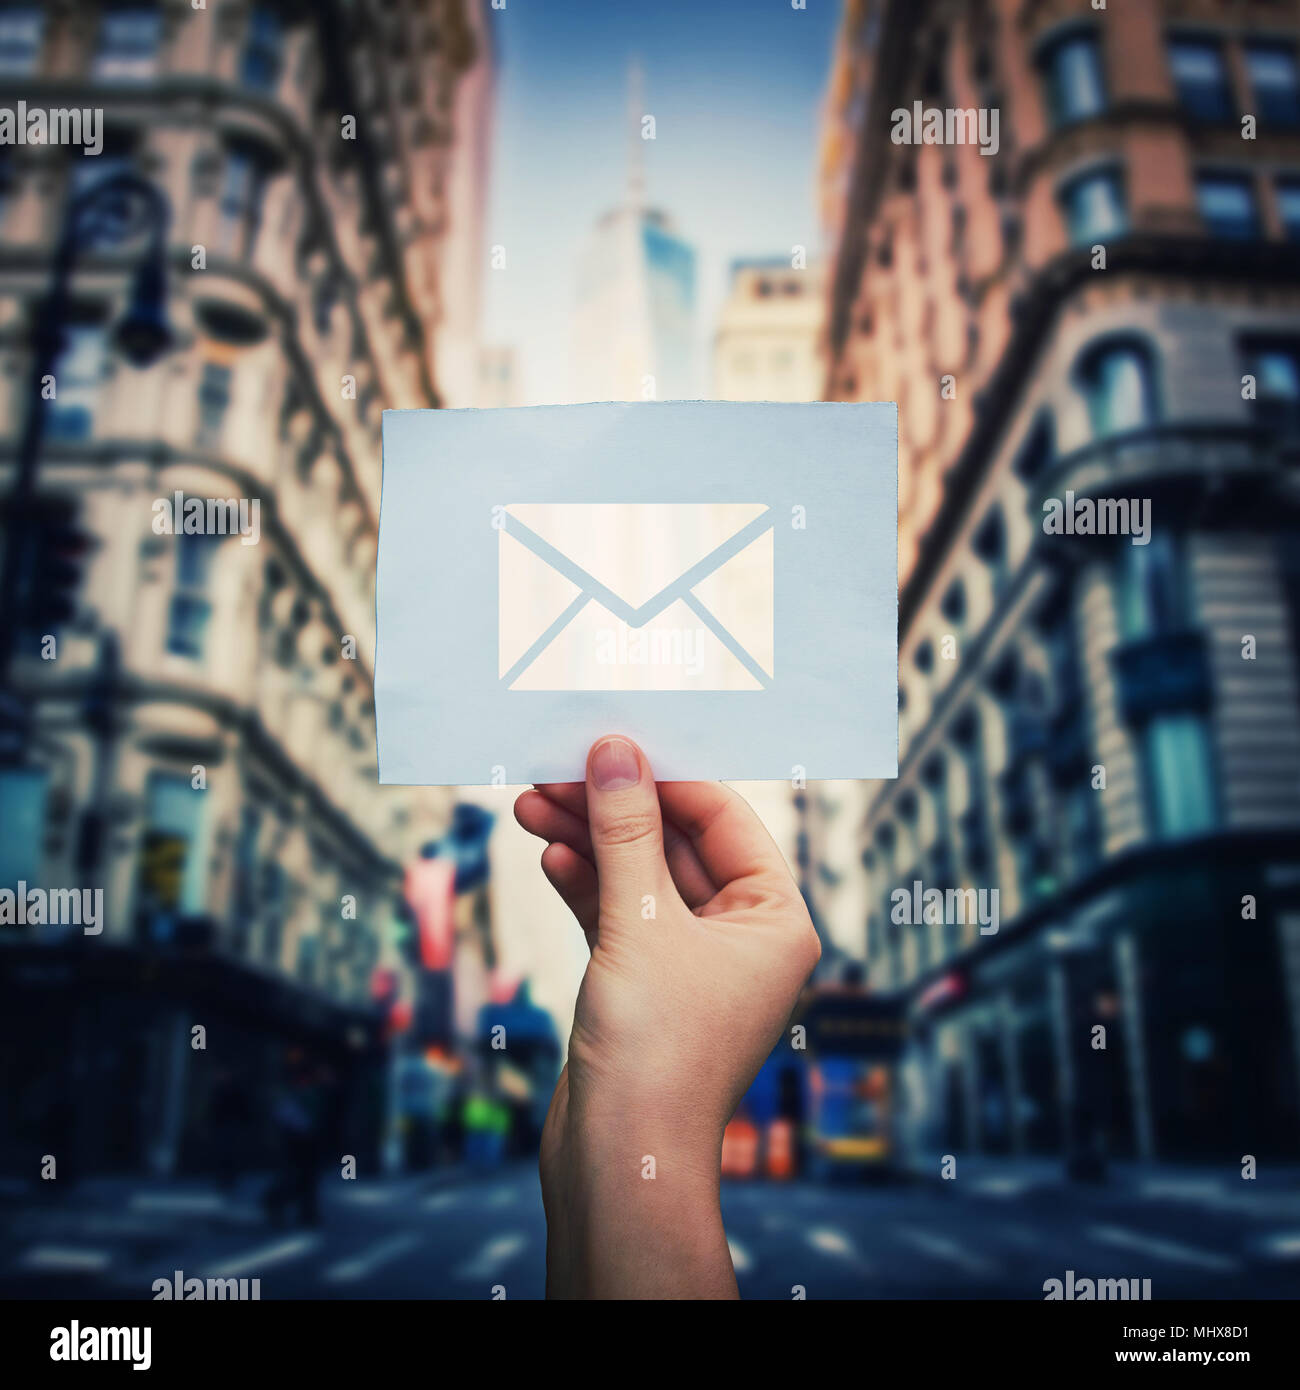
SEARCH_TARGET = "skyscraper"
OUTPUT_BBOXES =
[571,64,697,403]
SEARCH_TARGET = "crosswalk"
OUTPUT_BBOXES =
[4,1166,1299,1300]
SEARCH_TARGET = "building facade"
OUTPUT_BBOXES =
[820,0,1300,1166]
[712,257,827,403]
[0,0,494,1176]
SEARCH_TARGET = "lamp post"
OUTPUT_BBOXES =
[0,172,174,731]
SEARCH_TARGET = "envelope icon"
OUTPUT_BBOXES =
[498,503,775,691]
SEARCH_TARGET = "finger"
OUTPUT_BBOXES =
[656,781,794,892]
[540,842,599,948]
[514,789,595,862]
[534,782,715,909]
[584,736,673,911]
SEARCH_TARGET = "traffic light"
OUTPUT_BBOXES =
[11,500,95,634]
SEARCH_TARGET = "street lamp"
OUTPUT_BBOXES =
[0,171,174,732]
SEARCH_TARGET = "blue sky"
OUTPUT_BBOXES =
[480,0,842,404]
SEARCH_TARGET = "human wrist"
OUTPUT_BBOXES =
[542,1108,734,1299]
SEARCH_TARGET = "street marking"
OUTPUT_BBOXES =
[1139,1180,1224,1202]
[453,1232,527,1281]
[423,1191,460,1212]
[1264,1231,1300,1258]
[325,1233,422,1283]
[806,1226,875,1275]
[343,1185,398,1206]
[207,1234,319,1278]
[894,1226,998,1277]
[1088,1225,1240,1272]
[487,1186,518,1208]
[727,1238,752,1273]
[973,1178,1030,1198]
[19,1245,111,1273]
[132,1193,225,1214]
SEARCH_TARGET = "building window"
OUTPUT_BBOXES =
[1012,413,1055,482]
[240,5,284,92]
[0,6,44,74]
[1079,339,1158,438]
[1143,713,1217,838]
[92,5,163,82]
[1276,177,1300,241]
[1196,171,1260,240]
[166,535,221,661]
[1040,30,1106,127]
[940,580,966,627]
[1060,167,1126,246]
[1243,339,1300,431]
[313,270,340,335]
[973,505,1007,597]
[1117,532,1184,639]
[196,362,233,450]
[1245,40,1300,129]
[1168,36,1234,123]
[45,322,106,441]
[136,772,210,939]
[215,144,270,260]
[0,766,48,891]
[1063,778,1101,880]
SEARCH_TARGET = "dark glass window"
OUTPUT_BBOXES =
[1061,167,1126,246]
[1244,339,1300,431]
[1169,37,1233,123]
[1079,341,1158,438]
[1040,31,1106,127]
[93,5,162,82]
[241,6,285,93]
[1276,177,1300,241]
[1196,172,1260,240]
[1246,41,1300,129]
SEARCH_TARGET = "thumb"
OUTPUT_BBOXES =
[585,736,670,914]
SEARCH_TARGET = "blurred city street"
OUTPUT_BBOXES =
[5,1163,1300,1301]
[4,0,1300,1315]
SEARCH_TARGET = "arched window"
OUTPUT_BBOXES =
[1077,338,1158,439]
[1012,412,1055,482]
[1059,165,1126,247]
[1038,28,1106,127]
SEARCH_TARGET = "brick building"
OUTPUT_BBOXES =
[818,0,1300,1164]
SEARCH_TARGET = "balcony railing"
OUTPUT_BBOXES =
[1034,422,1293,520]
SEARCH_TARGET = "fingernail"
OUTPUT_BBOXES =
[591,737,640,790]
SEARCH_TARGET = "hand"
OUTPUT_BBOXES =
[514,735,821,1299]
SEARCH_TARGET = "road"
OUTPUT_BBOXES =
[3,1163,1299,1300]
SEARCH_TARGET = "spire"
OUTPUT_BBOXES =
[627,56,645,212]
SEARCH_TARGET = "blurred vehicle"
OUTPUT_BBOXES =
[796,981,908,1180]
[807,1057,895,1178]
